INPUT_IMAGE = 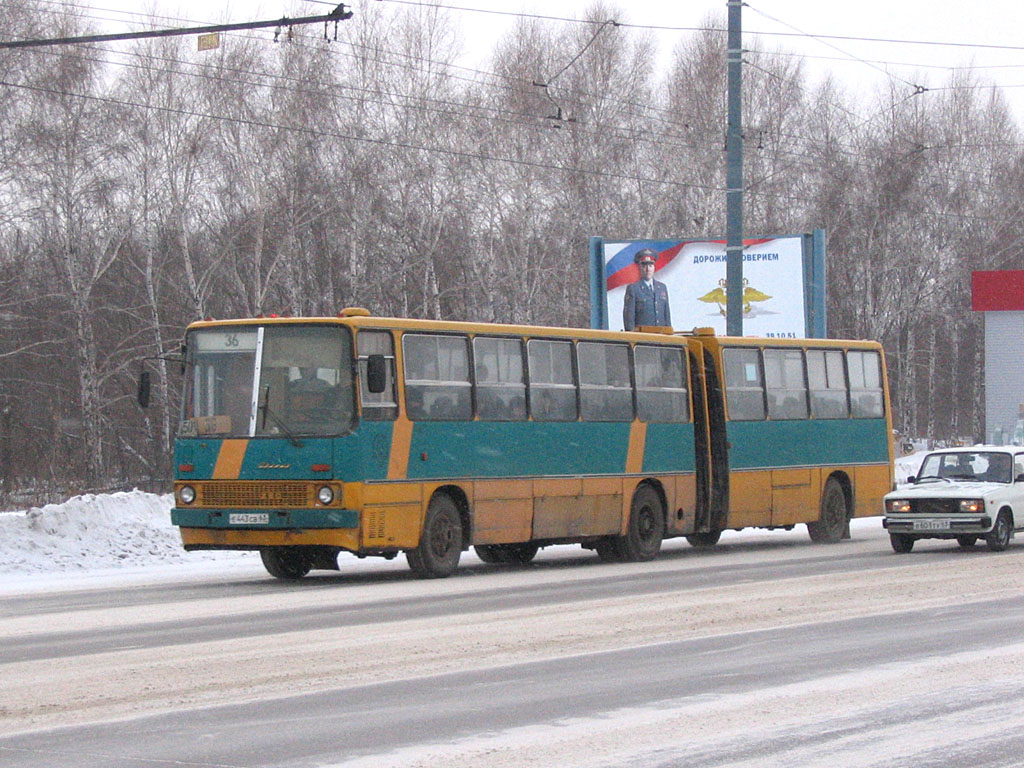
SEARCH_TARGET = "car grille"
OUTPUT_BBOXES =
[909,498,959,515]
[198,482,310,508]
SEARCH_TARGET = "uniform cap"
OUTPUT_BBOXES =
[635,248,657,265]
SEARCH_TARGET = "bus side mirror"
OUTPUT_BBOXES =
[137,370,151,409]
[367,355,387,394]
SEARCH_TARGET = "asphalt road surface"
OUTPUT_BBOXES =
[4,523,1024,767]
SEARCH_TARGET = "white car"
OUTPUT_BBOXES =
[883,446,1024,553]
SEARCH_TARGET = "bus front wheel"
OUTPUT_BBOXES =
[407,494,463,578]
[260,547,312,580]
[807,478,847,544]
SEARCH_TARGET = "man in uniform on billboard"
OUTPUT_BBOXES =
[622,248,671,331]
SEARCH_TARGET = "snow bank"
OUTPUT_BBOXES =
[0,490,243,575]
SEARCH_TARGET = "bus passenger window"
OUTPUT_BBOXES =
[723,348,765,421]
[848,350,884,418]
[635,345,689,423]
[579,342,632,422]
[763,348,808,420]
[403,333,472,421]
[807,349,848,419]
[473,337,526,421]
[528,340,577,421]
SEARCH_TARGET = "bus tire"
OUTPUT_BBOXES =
[807,477,847,544]
[475,543,539,564]
[260,547,312,580]
[594,538,623,562]
[407,494,463,578]
[686,530,722,548]
[617,485,665,562]
[474,544,505,564]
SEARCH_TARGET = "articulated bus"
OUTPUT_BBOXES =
[167,309,893,579]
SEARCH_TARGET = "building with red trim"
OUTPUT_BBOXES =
[972,270,1024,443]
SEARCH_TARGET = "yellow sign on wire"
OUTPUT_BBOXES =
[197,32,220,51]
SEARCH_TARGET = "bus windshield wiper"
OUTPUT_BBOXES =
[258,386,303,448]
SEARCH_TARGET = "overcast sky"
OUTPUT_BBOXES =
[76,1,1024,120]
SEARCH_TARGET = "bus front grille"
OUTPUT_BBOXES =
[200,482,310,508]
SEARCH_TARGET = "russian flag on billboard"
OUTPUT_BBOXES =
[605,238,775,291]
[605,240,690,291]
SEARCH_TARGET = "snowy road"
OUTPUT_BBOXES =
[4,523,1024,766]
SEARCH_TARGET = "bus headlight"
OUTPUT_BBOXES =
[179,485,196,505]
[886,499,911,513]
[317,486,335,505]
[960,499,984,513]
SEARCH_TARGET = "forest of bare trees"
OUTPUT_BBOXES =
[2,1,1022,502]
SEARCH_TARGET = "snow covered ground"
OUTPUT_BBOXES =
[0,453,926,593]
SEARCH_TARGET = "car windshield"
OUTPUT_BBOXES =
[180,325,354,437]
[916,451,1012,484]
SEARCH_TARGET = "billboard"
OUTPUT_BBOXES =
[589,231,826,338]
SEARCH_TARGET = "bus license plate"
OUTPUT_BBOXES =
[230,513,269,525]
[913,519,950,531]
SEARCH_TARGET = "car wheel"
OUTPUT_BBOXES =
[890,533,914,554]
[986,510,1012,552]
[956,535,978,549]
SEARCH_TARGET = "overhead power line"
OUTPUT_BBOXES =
[0,3,355,49]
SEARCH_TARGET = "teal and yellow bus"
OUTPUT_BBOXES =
[166,309,893,579]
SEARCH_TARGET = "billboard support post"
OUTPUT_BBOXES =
[725,0,744,337]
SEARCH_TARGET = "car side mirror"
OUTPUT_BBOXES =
[906,475,916,484]
[137,370,151,409]
[1016,474,1024,483]
[367,354,387,394]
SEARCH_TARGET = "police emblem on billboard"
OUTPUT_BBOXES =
[698,278,772,316]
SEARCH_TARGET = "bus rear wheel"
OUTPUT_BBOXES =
[807,477,847,544]
[407,494,463,578]
[260,547,312,580]
[475,542,539,564]
[616,485,665,562]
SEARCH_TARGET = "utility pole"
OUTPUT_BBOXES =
[725,0,744,336]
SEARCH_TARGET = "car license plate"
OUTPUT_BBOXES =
[913,519,950,531]
[229,513,269,525]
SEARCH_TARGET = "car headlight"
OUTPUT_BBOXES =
[886,499,911,513]
[179,485,196,505]
[317,485,335,505]
[959,499,984,513]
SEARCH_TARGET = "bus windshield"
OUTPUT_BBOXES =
[181,325,354,437]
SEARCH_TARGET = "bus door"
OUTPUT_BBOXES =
[702,347,730,531]
[688,342,728,534]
